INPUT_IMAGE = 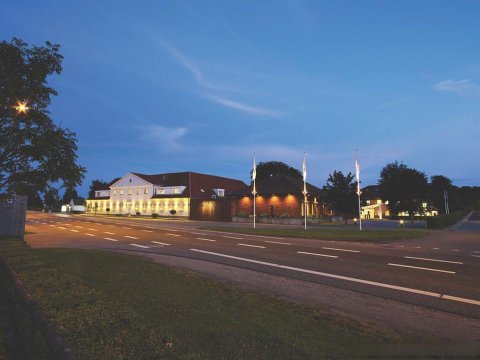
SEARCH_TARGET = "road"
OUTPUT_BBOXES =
[24,211,480,341]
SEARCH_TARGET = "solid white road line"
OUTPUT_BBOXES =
[222,236,243,239]
[297,251,338,259]
[104,232,115,235]
[166,233,180,237]
[124,235,138,240]
[151,241,171,246]
[404,256,463,265]
[130,243,150,249]
[238,243,265,249]
[164,228,179,232]
[264,240,292,245]
[388,263,455,274]
[104,237,118,242]
[190,249,480,307]
[191,232,207,235]
[85,233,95,237]
[196,237,216,242]
[70,229,79,233]
[322,247,360,253]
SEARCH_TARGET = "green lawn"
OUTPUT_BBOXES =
[1,238,467,358]
[200,226,429,242]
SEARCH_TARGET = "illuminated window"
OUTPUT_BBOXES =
[120,190,124,195]
[158,189,165,195]
[174,188,180,194]
[113,190,117,195]
[136,189,139,195]
[128,189,132,195]
[144,188,148,194]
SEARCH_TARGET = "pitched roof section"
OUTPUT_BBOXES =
[230,174,325,197]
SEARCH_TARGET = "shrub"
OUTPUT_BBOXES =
[259,213,268,218]
[426,211,467,229]
[135,211,141,216]
[237,211,248,218]
[279,213,290,218]
[151,213,159,218]
[169,209,176,215]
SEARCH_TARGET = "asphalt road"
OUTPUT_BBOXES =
[25,212,480,323]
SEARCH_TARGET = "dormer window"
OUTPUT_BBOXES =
[213,189,225,197]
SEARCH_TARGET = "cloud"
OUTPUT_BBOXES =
[137,125,188,150]
[433,79,479,95]
[208,95,285,117]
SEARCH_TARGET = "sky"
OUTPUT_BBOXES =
[2,0,479,196]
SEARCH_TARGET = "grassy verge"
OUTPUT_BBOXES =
[200,226,429,242]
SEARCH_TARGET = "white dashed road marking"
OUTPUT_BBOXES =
[151,241,171,246]
[222,236,243,239]
[322,247,360,253]
[124,236,138,240]
[472,255,480,258]
[70,229,79,233]
[196,238,216,242]
[404,256,463,265]
[130,243,150,249]
[104,232,115,235]
[297,251,338,259]
[104,238,118,242]
[264,240,292,245]
[238,243,265,249]
[191,232,207,236]
[88,228,98,232]
[166,233,180,237]
[58,227,66,229]
[86,233,95,237]
[388,263,455,274]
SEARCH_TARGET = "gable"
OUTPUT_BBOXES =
[110,173,153,188]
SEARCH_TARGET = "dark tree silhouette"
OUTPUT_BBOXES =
[378,162,428,221]
[88,180,109,199]
[251,161,302,182]
[0,38,85,200]
[324,171,357,224]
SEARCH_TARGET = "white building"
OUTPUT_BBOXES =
[85,171,246,220]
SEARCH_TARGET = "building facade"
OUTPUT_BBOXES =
[230,174,329,218]
[86,172,246,220]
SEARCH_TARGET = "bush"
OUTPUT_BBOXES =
[258,213,268,218]
[426,211,467,229]
[135,211,141,216]
[237,211,248,218]
[151,213,159,218]
[279,213,290,218]
[169,209,176,215]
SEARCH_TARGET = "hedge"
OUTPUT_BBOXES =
[426,211,468,229]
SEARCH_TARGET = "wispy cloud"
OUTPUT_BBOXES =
[208,95,285,117]
[433,79,479,95]
[137,125,188,151]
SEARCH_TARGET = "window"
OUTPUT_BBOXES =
[120,190,124,195]
[113,190,117,195]
[136,189,139,195]
[144,188,148,194]
[128,189,132,195]
[158,189,165,195]
[174,188,180,194]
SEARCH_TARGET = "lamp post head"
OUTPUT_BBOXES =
[14,100,30,114]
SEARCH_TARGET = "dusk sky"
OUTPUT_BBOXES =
[2,1,479,196]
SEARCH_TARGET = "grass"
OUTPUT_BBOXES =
[2,238,471,358]
[200,226,429,242]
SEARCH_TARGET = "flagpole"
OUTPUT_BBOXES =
[355,149,362,231]
[252,153,256,229]
[302,153,307,231]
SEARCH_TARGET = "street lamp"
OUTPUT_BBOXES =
[14,100,30,114]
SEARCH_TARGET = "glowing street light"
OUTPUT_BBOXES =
[14,100,30,114]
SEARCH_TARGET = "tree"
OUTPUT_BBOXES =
[378,162,428,221]
[62,187,79,204]
[251,161,302,182]
[0,38,85,200]
[43,187,60,207]
[324,171,357,224]
[429,175,455,214]
[88,179,109,198]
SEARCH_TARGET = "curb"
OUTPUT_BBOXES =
[0,254,73,359]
